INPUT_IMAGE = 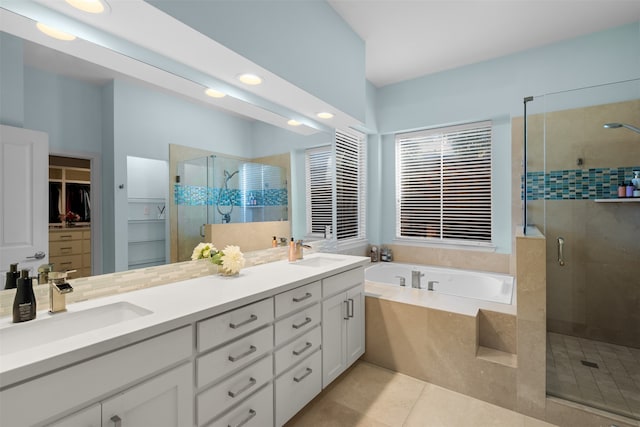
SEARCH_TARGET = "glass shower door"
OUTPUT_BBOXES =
[176,155,214,261]
[541,81,640,420]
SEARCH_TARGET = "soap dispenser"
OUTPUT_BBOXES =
[4,263,19,290]
[13,269,36,323]
[288,237,296,262]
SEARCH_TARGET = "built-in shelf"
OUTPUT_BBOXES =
[128,198,166,204]
[127,219,166,223]
[594,198,640,203]
[128,239,166,244]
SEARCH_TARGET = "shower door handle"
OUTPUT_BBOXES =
[200,224,205,238]
[557,237,565,266]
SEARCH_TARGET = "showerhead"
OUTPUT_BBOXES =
[603,122,640,134]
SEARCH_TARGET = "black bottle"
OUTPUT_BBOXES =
[4,263,19,290]
[13,269,36,323]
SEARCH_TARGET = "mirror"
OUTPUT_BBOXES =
[0,28,332,283]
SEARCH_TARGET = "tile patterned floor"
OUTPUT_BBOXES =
[546,332,640,420]
[285,361,556,427]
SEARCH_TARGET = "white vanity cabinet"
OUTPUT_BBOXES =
[47,405,101,427]
[321,267,365,387]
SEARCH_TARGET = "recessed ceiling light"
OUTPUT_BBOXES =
[204,88,226,98]
[316,112,333,119]
[36,23,76,41]
[237,73,262,85]
[65,0,108,14]
[287,119,302,126]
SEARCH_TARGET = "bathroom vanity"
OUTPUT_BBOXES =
[0,253,368,427]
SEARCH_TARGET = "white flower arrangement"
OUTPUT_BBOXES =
[192,242,246,275]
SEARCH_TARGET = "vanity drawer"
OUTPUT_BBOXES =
[50,240,82,256]
[197,325,273,388]
[275,280,321,318]
[197,298,274,352]
[275,349,322,426]
[322,267,364,298]
[275,325,321,376]
[50,230,83,242]
[208,383,273,427]
[275,302,320,346]
[197,355,272,426]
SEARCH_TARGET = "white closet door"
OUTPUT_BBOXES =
[0,125,48,272]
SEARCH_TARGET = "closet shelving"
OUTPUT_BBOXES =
[127,197,166,269]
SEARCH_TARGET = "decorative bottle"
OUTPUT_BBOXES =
[13,269,36,323]
[288,237,296,262]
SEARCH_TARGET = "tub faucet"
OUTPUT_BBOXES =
[411,270,424,289]
[428,280,438,291]
[395,276,406,286]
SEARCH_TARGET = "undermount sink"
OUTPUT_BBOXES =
[292,255,343,267]
[0,302,152,356]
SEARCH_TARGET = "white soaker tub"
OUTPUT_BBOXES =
[365,262,514,305]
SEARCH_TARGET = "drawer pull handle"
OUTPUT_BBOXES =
[348,298,354,318]
[228,377,257,398]
[292,341,312,356]
[292,292,312,303]
[343,300,349,320]
[229,409,256,427]
[229,314,258,329]
[110,415,122,427]
[292,317,312,329]
[60,235,73,240]
[293,367,313,383]
[228,345,257,362]
[60,262,73,266]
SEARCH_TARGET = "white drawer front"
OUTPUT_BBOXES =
[209,383,273,427]
[275,350,322,426]
[197,325,273,388]
[322,267,364,298]
[275,280,321,318]
[197,355,273,426]
[198,298,274,352]
[274,325,321,376]
[274,303,320,346]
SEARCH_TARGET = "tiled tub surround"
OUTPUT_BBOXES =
[0,253,369,426]
[0,241,327,318]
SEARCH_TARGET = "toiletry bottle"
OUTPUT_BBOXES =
[632,171,640,190]
[4,263,19,290]
[626,182,634,198]
[272,236,277,248]
[618,183,626,198]
[288,237,296,262]
[13,269,36,323]
[370,246,378,262]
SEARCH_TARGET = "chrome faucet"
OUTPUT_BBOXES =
[48,271,75,313]
[411,270,424,288]
[428,280,438,291]
[395,276,406,286]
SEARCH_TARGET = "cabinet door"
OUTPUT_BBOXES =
[322,292,347,388]
[46,404,100,427]
[102,363,193,427]
[346,284,365,365]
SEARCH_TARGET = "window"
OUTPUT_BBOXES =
[305,146,332,235]
[305,130,367,242]
[335,130,366,241]
[396,121,492,245]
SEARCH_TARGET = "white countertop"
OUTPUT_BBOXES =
[0,253,369,388]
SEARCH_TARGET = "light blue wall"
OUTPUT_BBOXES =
[372,22,640,253]
[148,0,366,123]
[23,67,103,154]
[0,32,24,127]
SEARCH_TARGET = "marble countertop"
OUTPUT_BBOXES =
[0,253,369,388]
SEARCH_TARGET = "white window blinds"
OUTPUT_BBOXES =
[396,121,492,244]
[336,130,366,241]
[305,146,332,235]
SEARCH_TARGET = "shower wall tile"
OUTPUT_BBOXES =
[174,184,287,207]
[523,166,640,200]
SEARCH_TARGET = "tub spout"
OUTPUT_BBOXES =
[428,280,438,291]
[395,276,406,287]
[411,270,424,288]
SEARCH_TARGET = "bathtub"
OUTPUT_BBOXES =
[365,262,514,305]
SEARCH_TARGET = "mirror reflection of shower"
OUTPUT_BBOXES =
[216,169,239,223]
[603,122,640,134]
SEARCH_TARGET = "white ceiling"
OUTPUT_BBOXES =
[329,0,640,87]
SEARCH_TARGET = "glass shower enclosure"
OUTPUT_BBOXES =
[524,79,640,420]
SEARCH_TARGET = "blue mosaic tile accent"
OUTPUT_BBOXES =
[522,166,640,201]
[174,185,288,207]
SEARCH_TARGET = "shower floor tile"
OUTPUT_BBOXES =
[547,332,640,420]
